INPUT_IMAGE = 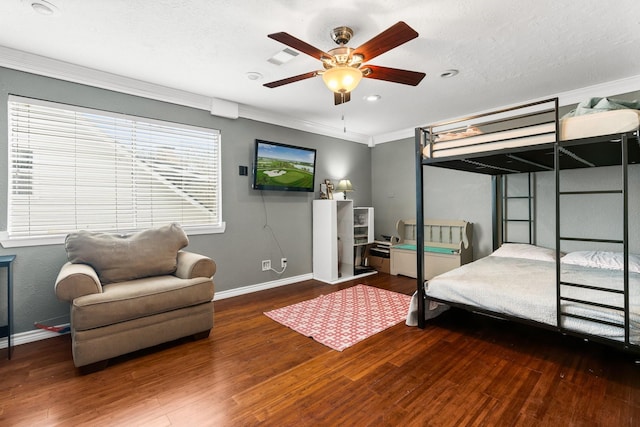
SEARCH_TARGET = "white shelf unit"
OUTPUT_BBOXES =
[312,200,376,284]
[353,207,374,245]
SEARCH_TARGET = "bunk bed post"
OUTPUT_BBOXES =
[528,173,534,244]
[554,112,561,331]
[622,133,630,347]
[502,175,508,244]
[415,126,426,328]
[491,176,501,251]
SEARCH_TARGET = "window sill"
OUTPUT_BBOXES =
[0,222,226,248]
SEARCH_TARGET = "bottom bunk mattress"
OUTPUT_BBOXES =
[408,255,640,344]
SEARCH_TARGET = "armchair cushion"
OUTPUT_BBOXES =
[65,223,189,284]
[72,275,214,331]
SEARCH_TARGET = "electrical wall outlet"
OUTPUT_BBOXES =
[261,260,271,271]
[281,258,287,268]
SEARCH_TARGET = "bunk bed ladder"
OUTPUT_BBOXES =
[501,173,535,245]
[555,133,631,348]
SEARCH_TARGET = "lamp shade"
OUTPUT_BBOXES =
[336,179,353,191]
[322,67,363,93]
[336,179,354,199]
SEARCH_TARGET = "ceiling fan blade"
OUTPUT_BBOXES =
[263,71,318,88]
[353,21,419,62]
[268,32,329,60]
[334,91,351,105]
[363,65,426,86]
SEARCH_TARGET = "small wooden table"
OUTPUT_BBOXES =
[0,255,16,360]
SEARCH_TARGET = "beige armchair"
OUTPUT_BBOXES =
[55,223,215,372]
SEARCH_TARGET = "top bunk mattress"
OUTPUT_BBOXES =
[561,108,640,140]
[423,108,640,159]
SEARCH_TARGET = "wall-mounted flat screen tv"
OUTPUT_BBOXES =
[252,139,317,192]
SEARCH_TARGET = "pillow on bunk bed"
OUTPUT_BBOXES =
[435,126,482,141]
[489,243,557,262]
[562,97,640,118]
[561,251,640,273]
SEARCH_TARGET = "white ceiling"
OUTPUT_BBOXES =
[1,0,640,144]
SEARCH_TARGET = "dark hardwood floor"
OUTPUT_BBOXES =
[1,272,639,426]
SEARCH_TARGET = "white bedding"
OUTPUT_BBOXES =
[561,109,640,140]
[409,255,640,343]
[428,123,555,158]
[423,109,640,159]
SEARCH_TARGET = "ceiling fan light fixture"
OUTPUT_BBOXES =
[322,66,363,93]
[320,56,335,67]
[264,22,424,104]
[346,54,364,68]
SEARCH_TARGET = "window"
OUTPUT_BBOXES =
[4,95,224,247]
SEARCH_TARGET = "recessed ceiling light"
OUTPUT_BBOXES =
[363,94,381,102]
[440,69,459,78]
[24,0,59,15]
[246,72,263,81]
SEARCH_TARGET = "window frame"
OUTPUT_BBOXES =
[2,95,225,248]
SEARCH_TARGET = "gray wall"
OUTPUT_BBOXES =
[535,165,640,254]
[370,137,415,239]
[0,67,372,334]
[372,137,493,258]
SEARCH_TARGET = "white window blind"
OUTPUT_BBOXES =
[7,95,222,240]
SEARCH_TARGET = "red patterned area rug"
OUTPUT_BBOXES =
[264,284,412,351]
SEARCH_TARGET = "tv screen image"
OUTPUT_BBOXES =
[252,139,317,192]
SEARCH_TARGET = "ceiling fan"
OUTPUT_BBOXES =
[263,21,426,105]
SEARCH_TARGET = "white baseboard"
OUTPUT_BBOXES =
[0,273,313,349]
[314,270,377,285]
[0,327,64,349]
[213,273,313,300]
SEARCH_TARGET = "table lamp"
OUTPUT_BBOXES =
[336,179,353,199]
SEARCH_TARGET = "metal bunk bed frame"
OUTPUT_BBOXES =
[414,97,640,354]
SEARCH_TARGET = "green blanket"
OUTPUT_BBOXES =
[562,97,640,119]
[393,244,457,254]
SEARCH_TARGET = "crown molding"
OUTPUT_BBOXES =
[0,45,368,143]
[0,45,214,110]
[4,46,638,147]
[371,128,415,145]
[238,105,370,144]
[555,74,640,106]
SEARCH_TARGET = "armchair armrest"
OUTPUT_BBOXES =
[175,251,216,279]
[54,262,103,302]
